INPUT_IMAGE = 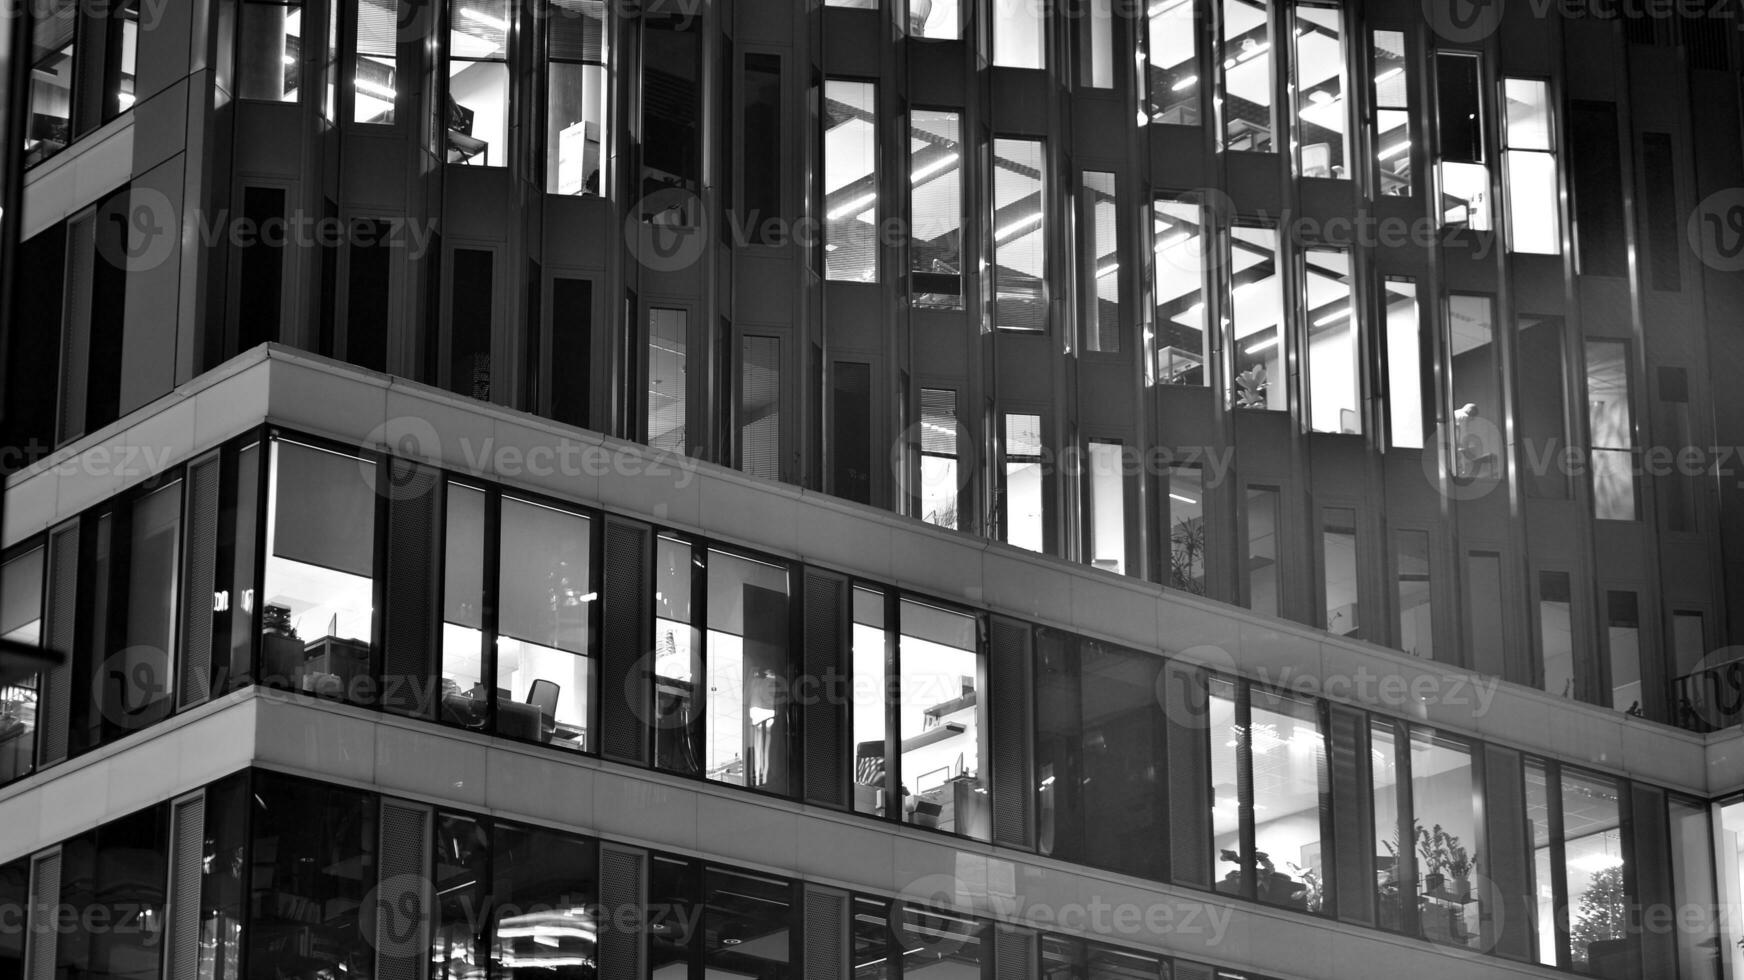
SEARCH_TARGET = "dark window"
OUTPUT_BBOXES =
[201,774,251,980]
[58,805,169,980]
[1606,591,1643,714]
[346,219,391,372]
[641,15,700,195]
[703,550,793,793]
[237,0,306,102]
[247,774,377,980]
[646,857,698,972]
[830,362,871,504]
[1571,102,1627,276]
[1436,54,1483,163]
[551,278,593,428]
[481,820,599,980]
[0,858,27,980]
[704,868,794,977]
[741,54,782,238]
[0,545,45,784]
[450,249,494,401]
[1642,133,1681,291]
[1539,570,1575,700]
[1517,317,1569,499]
[3,224,67,462]
[88,189,131,434]
[238,187,287,350]
[739,336,781,480]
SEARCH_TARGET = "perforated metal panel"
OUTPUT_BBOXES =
[992,924,1035,980]
[178,456,220,709]
[37,522,78,767]
[381,462,440,718]
[601,518,652,765]
[988,616,1035,849]
[24,850,61,980]
[597,844,647,978]
[802,568,849,808]
[166,793,206,980]
[801,885,848,980]
[376,800,432,980]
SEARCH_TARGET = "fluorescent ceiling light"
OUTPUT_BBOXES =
[1169,492,1197,504]
[355,79,397,101]
[1377,140,1410,160]
[1313,307,1349,326]
[995,211,1043,241]
[1172,74,1198,92]
[827,192,877,221]
[1244,336,1279,355]
[911,152,960,183]
[459,7,510,32]
[1375,68,1403,85]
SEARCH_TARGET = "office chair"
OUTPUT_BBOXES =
[527,679,561,743]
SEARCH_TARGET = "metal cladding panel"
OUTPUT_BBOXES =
[802,567,849,808]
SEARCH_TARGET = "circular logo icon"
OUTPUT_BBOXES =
[1158,187,1236,276]
[1674,645,1744,732]
[889,415,976,522]
[890,873,975,958]
[396,0,431,35]
[1689,188,1744,273]
[630,646,697,731]
[92,646,173,729]
[1422,415,1506,502]
[361,416,443,501]
[1156,644,1240,730]
[1423,0,1505,44]
[360,873,435,958]
[95,187,177,274]
[625,187,708,273]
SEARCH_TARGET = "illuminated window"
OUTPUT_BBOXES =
[825,80,879,282]
[1221,0,1276,151]
[994,139,1047,331]
[1371,30,1412,193]
[447,0,511,166]
[1436,51,1490,230]
[1147,0,1200,123]
[1504,78,1559,253]
[352,0,399,124]
[546,0,610,195]
[1304,248,1360,433]
[1294,3,1348,177]
[1003,413,1045,552]
[1229,225,1286,411]
[1155,199,1208,385]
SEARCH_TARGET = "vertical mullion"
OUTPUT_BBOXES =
[1235,680,1256,899]
[883,589,900,823]
[481,490,503,730]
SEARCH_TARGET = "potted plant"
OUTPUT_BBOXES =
[1416,824,1449,895]
[1443,835,1478,902]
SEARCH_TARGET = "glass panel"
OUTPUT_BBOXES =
[1587,339,1637,521]
[1087,441,1126,574]
[448,0,510,164]
[919,388,960,529]
[1210,678,1242,895]
[640,14,699,194]
[1082,0,1113,87]
[825,81,879,282]
[1230,226,1285,410]
[1517,316,1569,498]
[1508,149,1560,253]
[354,0,399,124]
[1527,758,1557,966]
[705,551,792,793]
[431,814,486,980]
[1080,172,1119,352]
[1003,414,1045,552]
[908,0,959,38]
[1251,688,1328,913]
[648,307,687,454]
[646,857,698,976]
[24,2,76,167]
[741,53,781,232]
[1562,770,1628,974]
[1322,507,1358,637]
[1373,30,1411,193]
[1669,796,1720,980]
[1385,279,1423,448]
[899,600,984,839]
[263,441,376,698]
[1221,0,1275,151]
[1155,200,1207,385]
[201,776,249,980]
[1540,571,1575,699]
[1395,529,1433,659]
[238,1,305,102]
[1448,295,1502,480]
[740,336,782,480]
[1147,0,1199,124]
[653,536,700,775]
[496,498,593,750]
[1718,801,1744,980]
[1506,77,1552,149]
[1372,721,1406,931]
[853,897,895,980]
[440,485,487,728]
[911,110,964,308]
[547,62,607,194]
[0,547,43,784]
[994,139,1047,331]
[1410,731,1482,948]
[1606,591,1642,715]
[1465,551,1503,677]
[224,444,262,696]
[105,0,141,118]
[1245,487,1279,617]
[704,869,793,977]
[1436,53,1490,229]
[1078,641,1166,879]
[1166,465,1206,595]
[115,481,182,730]
[1294,5,1347,177]
[992,0,1044,68]
[1672,611,1706,705]
[1305,249,1360,433]
[58,806,168,980]
[852,587,888,818]
[247,775,376,980]
[489,823,598,980]
[897,906,984,974]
